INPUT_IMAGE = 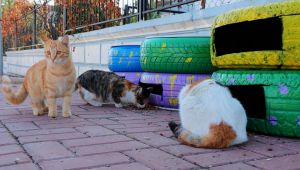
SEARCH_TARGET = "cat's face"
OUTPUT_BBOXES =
[122,80,153,108]
[43,36,70,65]
[133,86,153,108]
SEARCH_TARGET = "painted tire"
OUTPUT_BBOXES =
[115,72,142,85]
[211,1,300,69]
[108,45,143,72]
[140,72,210,108]
[141,37,215,73]
[212,70,300,138]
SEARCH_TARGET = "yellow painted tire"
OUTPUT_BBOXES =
[211,1,300,69]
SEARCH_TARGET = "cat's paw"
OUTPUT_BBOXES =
[48,111,57,118]
[63,111,72,118]
[114,103,123,108]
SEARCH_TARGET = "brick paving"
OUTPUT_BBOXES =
[0,81,299,170]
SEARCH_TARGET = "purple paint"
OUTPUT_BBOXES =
[141,72,210,108]
[246,74,255,81]
[228,78,236,85]
[268,116,278,126]
[297,116,300,126]
[279,84,288,95]
[115,72,142,85]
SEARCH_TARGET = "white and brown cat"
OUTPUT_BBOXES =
[1,35,76,118]
[169,79,248,148]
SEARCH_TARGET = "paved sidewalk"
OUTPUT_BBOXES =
[0,83,299,170]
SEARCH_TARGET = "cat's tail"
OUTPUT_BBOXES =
[168,121,237,149]
[1,75,28,105]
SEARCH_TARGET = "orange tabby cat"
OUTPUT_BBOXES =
[1,36,76,118]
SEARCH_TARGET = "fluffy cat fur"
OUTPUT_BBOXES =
[1,36,76,118]
[169,79,248,148]
[76,70,152,108]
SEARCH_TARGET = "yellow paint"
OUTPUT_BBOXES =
[185,57,193,63]
[168,98,178,106]
[187,76,195,84]
[143,58,147,65]
[213,1,300,28]
[211,1,300,69]
[161,43,167,48]
[129,51,133,58]
[155,74,160,84]
[118,57,122,64]
[136,73,141,76]
[114,50,118,56]
[169,75,177,97]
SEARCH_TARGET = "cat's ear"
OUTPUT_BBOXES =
[61,35,69,46]
[40,34,50,44]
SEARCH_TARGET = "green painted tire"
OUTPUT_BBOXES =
[140,37,215,73]
[212,70,300,138]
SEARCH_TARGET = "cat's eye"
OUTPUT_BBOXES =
[56,51,62,55]
[46,51,51,56]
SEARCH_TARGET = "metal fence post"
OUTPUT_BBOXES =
[32,5,37,48]
[0,0,3,75]
[138,0,144,21]
[63,4,67,35]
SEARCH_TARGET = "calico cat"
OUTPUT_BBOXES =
[169,79,248,148]
[1,36,76,118]
[76,70,152,108]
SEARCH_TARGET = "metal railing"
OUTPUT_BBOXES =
[4,0,242,51]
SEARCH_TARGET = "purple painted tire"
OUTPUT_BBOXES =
[140,72,210,108]
[115,72,142,85]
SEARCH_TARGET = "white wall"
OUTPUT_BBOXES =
[5,0,285,76]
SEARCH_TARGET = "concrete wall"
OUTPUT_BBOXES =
[5,0,284,76]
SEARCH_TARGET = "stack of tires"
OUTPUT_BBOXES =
[210,1,300,137]
[140,37,215,108]
[108,45,143,85]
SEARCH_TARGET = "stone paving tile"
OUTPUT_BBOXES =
[114,126,168,134]
[160,144,217,157]
[0,133,17,146]
[0,163,40,170]
[251,135,300,145]
[18,132,87,144]
[76,125,117,137]
[124,148,198,170]
[62,135,132,148]
[0,153,31,167]
[72,141,149,156]
[240,140,298,157]
[0,109,20,116]
[5,122,39,131]
[210,163,261,170]
[12,128,77,137]
[39,152,131,170]
[38,121,95,129]
[104,122,160,129]
[0,128,7,133]
[128,132,179,147]
[24,141,74,162]
[89,162,152,170]
[0,144,23,155]
[183,149,265,168]
[247,154,300,170]
[276,142,300,152]
[88,119,119,125]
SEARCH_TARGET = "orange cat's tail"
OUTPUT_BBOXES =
[168,121,236,149]
[1,76,28,105]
